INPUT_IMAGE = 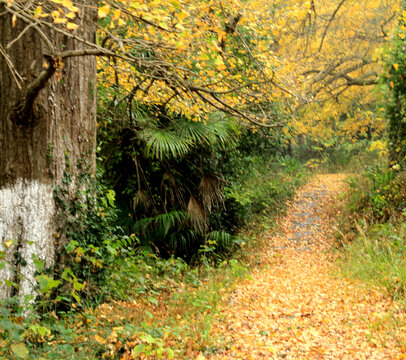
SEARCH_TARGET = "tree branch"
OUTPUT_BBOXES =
[11,55,56,124]
[318,0,346,52]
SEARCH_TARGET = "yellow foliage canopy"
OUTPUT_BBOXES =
[271,0,399,141]
[2,0,400,134]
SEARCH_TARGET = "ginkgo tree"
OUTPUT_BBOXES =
[271,0,400,146]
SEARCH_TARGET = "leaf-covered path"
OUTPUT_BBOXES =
[209,174,406,359]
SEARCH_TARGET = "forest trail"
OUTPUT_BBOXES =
[209,174,406,360]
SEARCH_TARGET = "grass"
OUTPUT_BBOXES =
[338,220,406,302]
[334,168,406,302]
[326,162,406,347]
[332,165,406,346]
[336,220,406,347]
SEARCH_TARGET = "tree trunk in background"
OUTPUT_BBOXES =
[0,2,97,300]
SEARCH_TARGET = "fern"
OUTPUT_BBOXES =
[168,229,198,251]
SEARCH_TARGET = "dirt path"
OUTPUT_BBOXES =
[209,174,405,360]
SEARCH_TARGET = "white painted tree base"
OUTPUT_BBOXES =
[0,180,55,300]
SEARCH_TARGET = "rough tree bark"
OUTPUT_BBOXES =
[0,1,97,300]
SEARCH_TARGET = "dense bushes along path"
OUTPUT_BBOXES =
[209,174,406,360]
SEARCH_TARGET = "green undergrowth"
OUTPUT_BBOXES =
[0,157,309,359]
[338,221,406,301]
[335,166,406,303]
[0,254,248,360]
[297,140,386,174]
[223,155,309,231]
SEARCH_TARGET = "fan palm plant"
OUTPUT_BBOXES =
[98,101,239,258]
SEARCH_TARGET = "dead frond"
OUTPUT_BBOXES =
[133,189,152,210]
[161,172,188,210]
[187,195,207,232]
[198,174,225,212]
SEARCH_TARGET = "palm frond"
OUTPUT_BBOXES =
[187,195,207,232]
[134,210,187,238]
[175,116,237,148]
[208,118,237,146]
[168,229,198,251]
[206,231,241,251]
[175,118,214,145]
[133,189,152,210]
[140,127,193,159]
[161,172,188,210]
[198,175,225,212]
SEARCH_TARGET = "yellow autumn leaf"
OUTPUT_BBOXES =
[67,22,79,31]
[169,0,181,8]
[34,6,42,19]
[12,13,16,27]
[54,17,67,24]
[66,12,76,19]
[62,0,73,7]
[98,5,111,19]
[113,9,121,21]
[199,53,210,61]
[4,239,13,248]
[94,334,105,344]
[214,56,224,67]
[393,63,399,70]
[177,11,189,22]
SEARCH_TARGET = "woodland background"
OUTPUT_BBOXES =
[1,0,406,358]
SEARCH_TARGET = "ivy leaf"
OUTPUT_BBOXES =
[35,275,61,294]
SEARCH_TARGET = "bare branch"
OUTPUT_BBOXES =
[6,23,34,49]
[318,0,346,52]
[0,43,23,89]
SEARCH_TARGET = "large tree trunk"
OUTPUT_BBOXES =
[0,2,97,300]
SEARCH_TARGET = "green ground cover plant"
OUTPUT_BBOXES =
[336,166,406,302]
